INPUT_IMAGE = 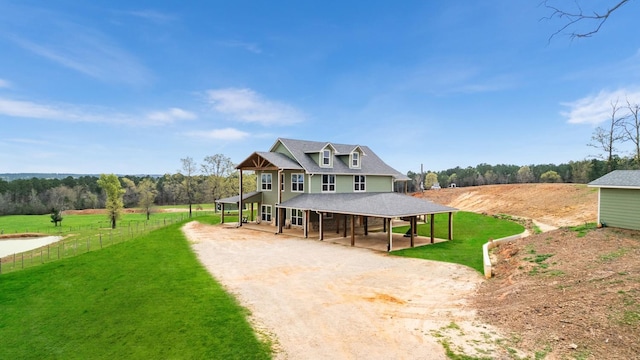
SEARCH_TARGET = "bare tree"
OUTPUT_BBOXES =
[201,154,235,211]
[588,99,628,172]
[137,178,158,220]
[543,0,631,40]
[179,157,198,218]
[623,98,640,165]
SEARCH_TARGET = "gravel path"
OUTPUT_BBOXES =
[184,222,515,359]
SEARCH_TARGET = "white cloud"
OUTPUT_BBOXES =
[186,128,250,141]
[0,79,10,88]
[206,88,304,126]
[0,97,194,126]
[562,88,640,125]
[8,30,151,86]
[146,108,197,124]
[0,98,69,119]
[218,40,262,54]
[124,10,177,24]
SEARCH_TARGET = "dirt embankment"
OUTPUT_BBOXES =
[415,183,639,359]
[415,183,598,227]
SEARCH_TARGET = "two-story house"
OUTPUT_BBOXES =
[219,138,457,251]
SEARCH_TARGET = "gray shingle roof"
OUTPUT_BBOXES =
[273,138,409,180]
[216,191,262,204]
[588,170,640,188]
[255,151,304,170]
[277,192,457,218]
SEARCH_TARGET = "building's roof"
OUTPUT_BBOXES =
[588,170,640,189]
[216,191,262,204]
[277,192,457,218]
[236,151,304,171]
[272,138,410,180]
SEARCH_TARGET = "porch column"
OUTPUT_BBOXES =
[350,215,355,246]
[304,210,309,238]
[319,212,324,241]
[343,215,348,238]
[221,204,225,224]
[410,216,415,248]
[363,216,368,235]
[238,169,243,227]
[250,203,254,221]
[387,218,393,252]
[448,212,454,240]
[430,213,435,244]
[278,208,284,234]
[383,218,387,232]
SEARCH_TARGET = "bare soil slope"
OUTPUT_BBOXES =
[415,183,597,227]
[417,184,639,359]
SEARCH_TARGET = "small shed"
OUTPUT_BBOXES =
[588,170,640,230]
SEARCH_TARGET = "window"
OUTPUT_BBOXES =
[351,152,360,168]
[281,173,285,191]
[354,175,366,192]
[261,173,272,191]
[321,149,331,167]
[322,174,336,192]
[291,173,304,192]
[291,208,303,226]
[261,205,272,222]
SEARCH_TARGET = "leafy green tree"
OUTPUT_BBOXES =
[50,208,63,226]
[424,172,438,189]
[516,166,534,183]
[97,174,125,229]
[540,170,562,183]
[137,178,158,220]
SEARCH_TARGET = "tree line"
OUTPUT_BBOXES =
[0,154,256,216]
[406,157,638,192]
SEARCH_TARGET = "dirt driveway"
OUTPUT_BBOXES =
[184,222,524,360]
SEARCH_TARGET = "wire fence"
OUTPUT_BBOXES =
[0,213,212,275]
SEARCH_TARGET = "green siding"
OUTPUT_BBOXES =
[366,176,393,192]
[599,188,640,230]
[258,170,278,207]
[272,141,294,159]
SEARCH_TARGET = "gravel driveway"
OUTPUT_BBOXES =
[184,222,515,360]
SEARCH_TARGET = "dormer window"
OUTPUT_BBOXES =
[351,151,360,168]
[321,149,332,167]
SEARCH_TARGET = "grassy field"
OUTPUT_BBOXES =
[0,216,271,359]
[391,211,525,272]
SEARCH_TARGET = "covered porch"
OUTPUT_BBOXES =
[275,192,457,252]
[236,220,451,252]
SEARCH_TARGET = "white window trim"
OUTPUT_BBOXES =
[291,208,303,226]
[321,174,336,193]
[261,173,273,191]
[261,205,272,222]
[354,175,366,192]
[280,173,285,191]
[291,173,304,192]
[320,149,332,168]
[350,151,360,168]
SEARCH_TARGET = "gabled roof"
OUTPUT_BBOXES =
[588,170,640,189]
[236,151,304,171]
[277,192,457,218]
[270,138,409,180]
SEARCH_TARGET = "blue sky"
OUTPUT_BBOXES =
[1,1,640,175]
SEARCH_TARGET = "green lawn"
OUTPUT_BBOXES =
[391,211,525,273]
[0,219,271,359]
